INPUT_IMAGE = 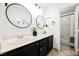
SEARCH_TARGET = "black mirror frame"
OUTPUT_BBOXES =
[5,3,32,29]
[36,15,45,29]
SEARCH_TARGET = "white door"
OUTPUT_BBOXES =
[75,5,79,55]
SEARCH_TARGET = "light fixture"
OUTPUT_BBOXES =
[35,3,38,6]
[51,21,55,25]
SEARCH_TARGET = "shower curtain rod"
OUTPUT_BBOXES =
[60,13,74,17]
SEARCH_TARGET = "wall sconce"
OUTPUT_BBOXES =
[38,6,41,9]
[45,24,48,27]
[35,3,41,9]
[5,3,8,6]
[35,3,38,6]
[51,21,55,25]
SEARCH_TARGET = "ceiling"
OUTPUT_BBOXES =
[37,3,78,9]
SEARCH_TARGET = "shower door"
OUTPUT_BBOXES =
[60,15,71,45]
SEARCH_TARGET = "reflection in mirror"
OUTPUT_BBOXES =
[51,21,55,25]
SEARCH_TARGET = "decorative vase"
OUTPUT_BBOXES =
[33,31,37,36]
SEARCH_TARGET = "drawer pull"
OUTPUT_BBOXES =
[40,48,42,51]
[37,43,39,45]
[44,41,47,43]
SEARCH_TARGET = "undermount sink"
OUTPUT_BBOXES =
[1,36,35,54]
[2,36,33,45]
[5,39,20,44]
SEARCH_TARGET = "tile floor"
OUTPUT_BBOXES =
[47,47,76,56]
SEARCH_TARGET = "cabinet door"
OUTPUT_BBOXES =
[39,38,47,46]
[48,35,53,51]
[24,42,37,56]
[1,42,37,56]
[39,43,48,56]
[37,38,48,56]
[16,42,37,56]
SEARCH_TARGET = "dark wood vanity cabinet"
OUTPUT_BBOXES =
[39,43,48,56]
[48,35,53,52]
[37,38,48,56]
[16,42,37,56]
[1,35,53,56]
[1,42,37,56]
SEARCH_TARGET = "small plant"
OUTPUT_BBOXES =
[31,27,37,36]
[31,27,37,31]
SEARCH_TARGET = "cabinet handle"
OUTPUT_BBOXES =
[40,48,42,51]
[3,54,7,56]
[44,41,46,43]
[37,43,39,45]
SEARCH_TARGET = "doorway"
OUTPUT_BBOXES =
[60,15,71,51]
[60,14,75,51]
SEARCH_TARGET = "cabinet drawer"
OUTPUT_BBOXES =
[39,44,48,56]
[39,38,47,46]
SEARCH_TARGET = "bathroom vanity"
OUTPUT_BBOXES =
[0,3,53,56]
[0,35,53,56]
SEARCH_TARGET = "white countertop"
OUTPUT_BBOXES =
[0,33,53,54]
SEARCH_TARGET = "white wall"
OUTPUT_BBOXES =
[0,3,44,40]
[43,5,60,50]
[42,3,77,50]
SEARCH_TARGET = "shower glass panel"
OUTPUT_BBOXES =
[78,32,79,48]
[60,15,71,44]
[60,15,71,51]
[78,13,79,29]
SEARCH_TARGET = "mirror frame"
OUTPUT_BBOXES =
[36,15,45,29]
[5,3,32,29]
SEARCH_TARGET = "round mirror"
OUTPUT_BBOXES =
[36,15,45,29]
[6,3,32,29]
